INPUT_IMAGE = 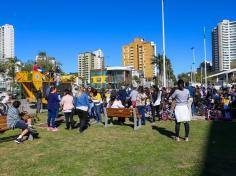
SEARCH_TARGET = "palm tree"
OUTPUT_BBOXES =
[152,54,176,84]
[4,57,22,93]
[38,51,47,58]
[0,62,7,75]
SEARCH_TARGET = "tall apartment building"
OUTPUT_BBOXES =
[93,49,105,69]
[0,24,14,61]
[212,20,236,71]
[122,38,156,79]
[78,52,95,84]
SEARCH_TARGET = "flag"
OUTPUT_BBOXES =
[204,27,206,39]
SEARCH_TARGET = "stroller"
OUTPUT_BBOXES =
[159,98,175,121]
[206,100,223,120]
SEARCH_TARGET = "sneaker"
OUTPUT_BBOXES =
[51,128,59,132]
[185,137,189,142]
[47,127,52,131]
[28,127,37,133]
[175,137,180,142]
[15,138,23,144]
[90,120,97,125]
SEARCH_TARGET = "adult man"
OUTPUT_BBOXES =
[186,82,195,118]
[36,89,42,114]
[7,101,35,144]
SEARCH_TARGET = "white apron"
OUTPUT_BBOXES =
[175,105,191,123]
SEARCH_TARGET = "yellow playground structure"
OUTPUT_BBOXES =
[16,71,77,103]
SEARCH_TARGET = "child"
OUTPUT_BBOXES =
[223,95,231,120]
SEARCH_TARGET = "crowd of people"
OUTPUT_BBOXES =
[41,80,197,141]
[5,79,236,144]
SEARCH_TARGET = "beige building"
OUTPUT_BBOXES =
[78,52,95,84]
[122,38,156,80]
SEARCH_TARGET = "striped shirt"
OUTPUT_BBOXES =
[7,107,20,129]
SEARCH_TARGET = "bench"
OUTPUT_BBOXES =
[0,116,9,132]
[103,108,141,130]
[0,115,39,141]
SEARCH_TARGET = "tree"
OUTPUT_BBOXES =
[0,62,7,75]
[178,72,191,83]
[132,75,140,84]
[21,60,35,72]
[6,57,22,80]
[22,52,62,73]
[152,54,176,83]
[38,51,46,58]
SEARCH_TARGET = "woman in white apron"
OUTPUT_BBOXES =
[171,80,191,142]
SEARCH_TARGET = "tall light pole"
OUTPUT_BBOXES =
[191,47,196,84]
[203,27,208,87]
[161,0,167,87]
[190,65,193,83]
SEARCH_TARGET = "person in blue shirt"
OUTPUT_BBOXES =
[74,87,90,133]
[47,86,60,132]
[186,82,196,117]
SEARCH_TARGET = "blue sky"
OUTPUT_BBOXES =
[1,0,236,75]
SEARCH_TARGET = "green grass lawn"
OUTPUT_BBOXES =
[0,113,236,176]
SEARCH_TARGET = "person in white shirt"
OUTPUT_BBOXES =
[107,96,124,109]
[171,80,191,142]
[129,88,138,108]
[150,87,161,123]
[1,93,10,114]
[60,89,75,130]
[107,95,124,125]
[1,94,10,104]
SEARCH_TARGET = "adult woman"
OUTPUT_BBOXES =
[47,86,60,132]
[87,87,95,120]
[151,87,161,123]
[60,89,74,130]
[74,87,90,133]
[107,95,124,109]
[91,89,103,124]
[171,80,191,142]
[107,95,124,125]
[136,86,147,125]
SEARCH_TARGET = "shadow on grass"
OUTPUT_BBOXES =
[0,134,18,143]
[103,119,134,129]
[152,126,175,139]
[201,121,236,176]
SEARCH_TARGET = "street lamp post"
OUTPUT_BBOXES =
[161,0,167,87]
[203,27,208,87]
[191,47,196,84]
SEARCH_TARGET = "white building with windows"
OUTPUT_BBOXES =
[0,24,14,61]
[151,41,158,77]
[212,20,236,71]
[93,49,105,69]
[35,55,56,65]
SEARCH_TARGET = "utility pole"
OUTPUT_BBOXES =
[190,65,193,83]
[191,47,196,84]
[161,0,167,87]
[203,27,208,87]
[201,66,203,85]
